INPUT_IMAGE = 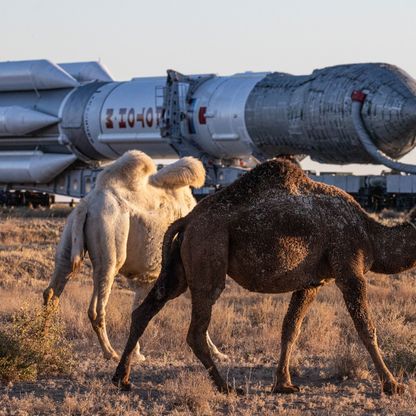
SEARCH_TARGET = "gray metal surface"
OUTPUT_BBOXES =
[245,63,416,164]
[0,60,79,91]
[386,175,416,193]
[59,62,113,82]
[0,151,76,183]
[188,72,267,159]
[59,81,106,161]
[0,106,59,136]
[312,174,362,193]
[94,77,177,159]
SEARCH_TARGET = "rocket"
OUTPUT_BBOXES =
[0,59,416,197]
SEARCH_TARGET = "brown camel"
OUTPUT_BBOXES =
[113,157,411,395]
[43,150,226,362]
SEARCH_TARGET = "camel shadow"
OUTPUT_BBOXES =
[126,363,381,400]
[0,363,382,406]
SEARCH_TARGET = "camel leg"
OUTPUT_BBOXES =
[113,261,188,390]
[272,287,319,394]
[336,275,404,395]
[86,212,129,361]
[186,287,240,394]
[206,331,229,361]
[181,229,237,394]
[89,265,119,361]
[131,281,225,362]
[130,284,154,362]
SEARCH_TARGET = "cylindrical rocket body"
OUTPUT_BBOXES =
[1,60,416,187]
[81,77,177,159]
[0,76,177,160]
[186,72,267,159]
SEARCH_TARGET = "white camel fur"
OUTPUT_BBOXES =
[43,150,226,361]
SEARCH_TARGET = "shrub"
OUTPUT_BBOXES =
[0,304,74,382]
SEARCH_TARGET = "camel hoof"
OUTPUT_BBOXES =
[134,352,146,363]
[213,351,230,362]
[120,382,133,392]
[112,375,132,392]
[104,352,121,361]
[218,384,245,396]
[272,383,301,394]
[383,381,405,395]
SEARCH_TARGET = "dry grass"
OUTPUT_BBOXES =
[0,304,74,382]
[0,209,415,415]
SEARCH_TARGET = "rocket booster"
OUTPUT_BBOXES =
[1,59,416,190]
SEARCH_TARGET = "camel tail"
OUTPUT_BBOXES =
[149,217,188,302]
[70,200,88,273]
[160,217,187,276]
[43,200,88,308]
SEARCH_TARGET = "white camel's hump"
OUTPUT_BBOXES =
[95,151,205,191]
[95,150,157,190]
[150,157,205,189]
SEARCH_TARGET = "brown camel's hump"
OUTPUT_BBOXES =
[212,157,311,205]
[198,156,364,215]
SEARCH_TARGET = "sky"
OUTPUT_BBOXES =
[1,0,416,174]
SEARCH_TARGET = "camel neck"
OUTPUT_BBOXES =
[370,219,416,274]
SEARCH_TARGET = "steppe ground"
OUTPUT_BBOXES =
[0,207,415,416]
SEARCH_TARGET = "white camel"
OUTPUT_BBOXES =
[43,150,226,361]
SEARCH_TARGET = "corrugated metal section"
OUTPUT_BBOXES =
[245,63,416,164]
[386,175,416,193]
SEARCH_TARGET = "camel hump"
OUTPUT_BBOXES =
[245,157,310,192]
[254,157,305,181]
[95,150,157,189]
[149,157,206,189]
[214,157,308,204]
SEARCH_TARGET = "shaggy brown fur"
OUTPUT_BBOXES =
[113,157,413,395]
[43,150,225,362]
